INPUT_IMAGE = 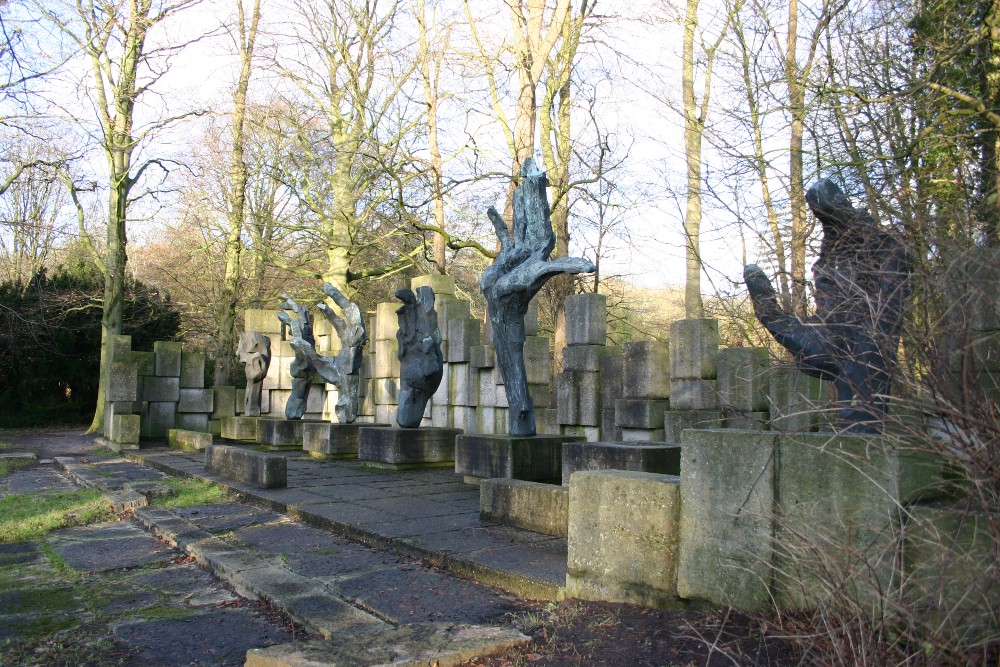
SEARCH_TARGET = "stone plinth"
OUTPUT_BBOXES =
[302,422,390,459]
[566,470,681,607]
[562,441,681,485]
[221,416,258,441]
[663,410,723,443]
[480,479,568,537]
[622,341,669,399]
[205,444,287,489]
[678,429,777,611]
[168,429,212,452]
[455,434,584,483]
[256,418,325,450]
[358,427,462,469]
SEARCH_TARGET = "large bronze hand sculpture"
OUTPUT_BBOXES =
[288,283,367,423]
[395,286,443,428]
[481,159,596,436]
[276,296,316,420]
[744,179,911,432]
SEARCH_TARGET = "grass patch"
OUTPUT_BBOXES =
[0,489,111,543]
[0,626,135,666]
[0,457,36,478]
[149,477,228,509]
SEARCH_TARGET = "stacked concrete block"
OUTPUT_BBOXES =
[618,341,669,442]
[371,299,401,427]
[717,347,770,429]
[600,355,623,440]
[667,319,719,410]
[557,294,609,438]
[767,365,832,432]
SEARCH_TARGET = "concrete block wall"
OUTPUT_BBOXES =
[104,336,233,446]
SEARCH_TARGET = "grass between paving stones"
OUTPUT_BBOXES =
[0,488,112,543]
[148,476,229,509]
[0,457,36,478]
[1,628,134,667]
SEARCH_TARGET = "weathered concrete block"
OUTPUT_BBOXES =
[567,471,681,607]
[180,350,205,388]
[475,406,496,435]
[302,421,389,458]
[718,347,769,412]
[431,404,450,428]
[374,302,398,341]
[358,427,462,468]
[141,401,177,438]
[495,379,509,408]
[620,427,666,442]
[670,379,719,410]
[256,417,320,449]
[154,341,182,377]
[175,413,209,432]
[373,338,400,378]
[524,336,551,385]
[535,407,560,435]
[623,341,669,399]
[208,419,222,436]
[109,414,140,445]
[562,441,680,484]
[560,424,600,441]
[167,429,212,451]
[904,505,999,645]
[450,405,477,433]
[205,444,287,489]
[528,382,551,407]
[600,354,623,405]
[723,411,769,430]
[669,318,718,379]
[110,334,132,362]
[141,376,180,403]
[615,399,670,429]
[493,408,509,435]
[131,351,155,376]
[177,388,213,414]
[431,363,451,406]
[678,429,776,610]
[244,309,282,335]
[774,432,902,610]
[565,293,607,346]
[437,298,470,335]
[601,409,622,442]
[211,386,237,419]
[480,479,568,537]
[557,371,600,426]
[410,273,455,295]
[108,360,138,402]
[663,410,724,443]
[447,318,481,363]
[456,433,583,481]
[562,344,618,372]
[374,404,396,426]
[767,366,832,432]
[374,378,399,405]
[221,415,258,441]
[449,363,478,406]
[470,345,496,369]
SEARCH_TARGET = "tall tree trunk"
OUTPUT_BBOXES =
[217,0,260,387]
[417,0,448,273]
[682,0,704,319]
[786,0,809,318]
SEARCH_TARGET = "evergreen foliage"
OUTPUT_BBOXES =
[0,258,179,426]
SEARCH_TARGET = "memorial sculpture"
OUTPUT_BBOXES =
[744,178,911,432]
[276,296,316,420]
[395,286,443,428]
[236,332,271,416]
[288,283,367,423]
[481,158,596,436]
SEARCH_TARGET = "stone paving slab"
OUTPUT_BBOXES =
[1,466,76,495]
[131,447,568,600]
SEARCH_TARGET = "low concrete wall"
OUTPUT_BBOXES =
[566,470,681,608]
[167,429,212,452]
[479,479,567,537]
[205,445,287,489]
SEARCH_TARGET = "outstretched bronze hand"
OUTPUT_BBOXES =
[395,286,443,428]
[276,296,316,420]
[744,179,911,432]
[481,158,595,436]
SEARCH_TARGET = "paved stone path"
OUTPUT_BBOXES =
[0,431,536,665]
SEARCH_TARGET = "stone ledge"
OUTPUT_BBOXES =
[245,622,529,667]
[205,444,287,489]
[480,478,567,537]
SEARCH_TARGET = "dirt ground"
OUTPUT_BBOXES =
[460,600,803,667]
[0,427,99,459]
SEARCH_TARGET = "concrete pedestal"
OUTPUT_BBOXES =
[302,422,390,459]
[561,441,681,485]
[221,416,258,441]
[256,418,325,450]
[358,427,463,469]
[455,434,585,483]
